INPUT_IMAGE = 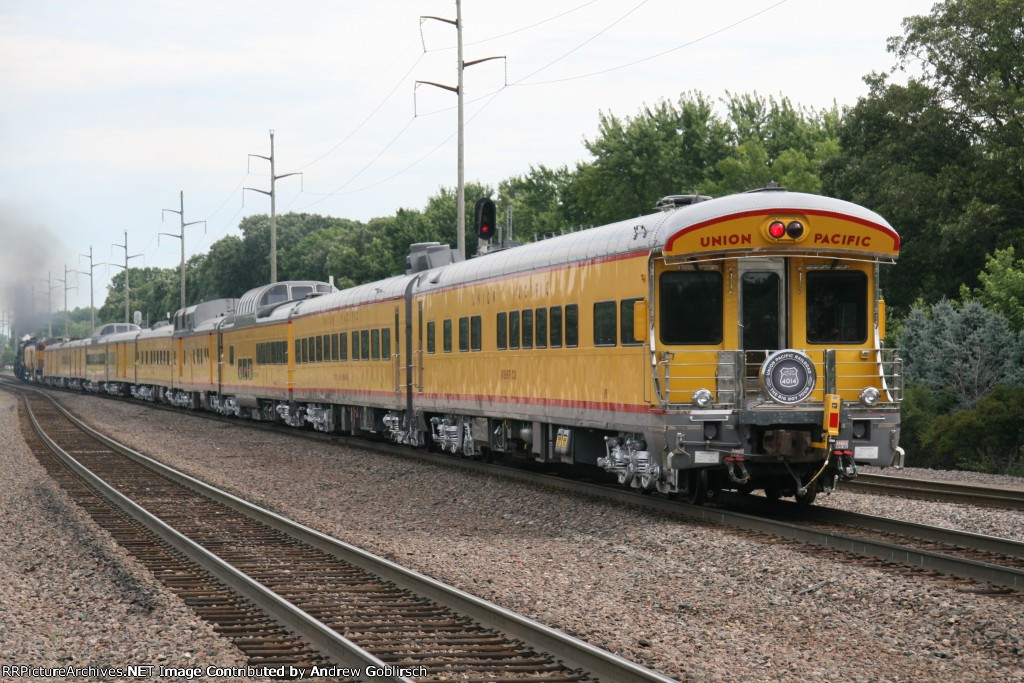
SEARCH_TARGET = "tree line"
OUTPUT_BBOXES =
[45,0,1024,473]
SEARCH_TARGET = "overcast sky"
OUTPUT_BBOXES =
[0,0,936,314]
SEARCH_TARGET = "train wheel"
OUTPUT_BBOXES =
[795,487,817,506]
[683,470,706,505]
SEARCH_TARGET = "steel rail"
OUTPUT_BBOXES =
[325,444,1024,591]
[15,379,1024,592]
[25,385,678,683]
[847,473,1024,510]
[18,388,411,683]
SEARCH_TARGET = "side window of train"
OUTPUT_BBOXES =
[340,332,348,361]
[550,306,563,348]
[565,304,579,347]
[361,330,370,360]
[331,333,339,361]
[427,322,436,354]
[522,310,533,349]
[300,337,307,363]
[382,329,391,359]
[459,316,469,352]
[620,297,644,346]
[371,329,381,360]
[509,311,520,350]
[594,301,617,346]
[535,308,547,348]
[230,346,234,365]
[352,330,360,360]
[443,319,453,353]
[659,271,723,344]
[316,335,324,363]
[497,313,507,350]
[471,315,481,351]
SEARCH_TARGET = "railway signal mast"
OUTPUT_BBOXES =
[161,191,205,310]
[245,130,302,284]
[418,0,504,261]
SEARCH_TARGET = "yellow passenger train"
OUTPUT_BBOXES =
[33,188,903,504]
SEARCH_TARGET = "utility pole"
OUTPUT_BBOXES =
[41,273,58,337]
[77,246,98,331]
[54,265,77,339]
[161,191,205,310]
[245,130,302,284]
[418,1,504,261]
[112,231,144,324]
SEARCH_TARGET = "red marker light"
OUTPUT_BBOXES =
[768,221,786,238]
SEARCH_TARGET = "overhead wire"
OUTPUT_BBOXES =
[513,0,791,86]
[425,0,601,50]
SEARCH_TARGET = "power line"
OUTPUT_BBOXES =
[291,52,427,172]
[514,0,791,86]
[425,0,601,50]
[512,0,652,85]
[278,44,423,133]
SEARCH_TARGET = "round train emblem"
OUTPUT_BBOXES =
[760,350,816,404]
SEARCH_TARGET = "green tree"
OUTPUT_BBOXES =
[496,164,587,241]
[960,247,1024,330]
[709,93,839,196]
[576,93,732,223]
[821,76,980,308]
[99,267,180,326]
[832,0,1024,309]
[891,0,1024,224]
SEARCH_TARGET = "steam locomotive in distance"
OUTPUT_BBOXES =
[26,187,904,504]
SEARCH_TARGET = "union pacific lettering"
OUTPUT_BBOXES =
[700,234,752,248]
[813,233,871,247]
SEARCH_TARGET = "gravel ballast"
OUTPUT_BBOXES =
[15,390,1024,682]
[0,392,259,682]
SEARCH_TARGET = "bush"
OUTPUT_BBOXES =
[899,383,956,469]
[894,299,1020,410]
[926,384,1024,475]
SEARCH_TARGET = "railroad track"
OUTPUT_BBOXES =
[13,379,1024,599]
[846,472,1024,510]
[8,382,676,683]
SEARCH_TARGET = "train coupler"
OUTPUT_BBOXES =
[724,455,750,485]
[833,449,858,481]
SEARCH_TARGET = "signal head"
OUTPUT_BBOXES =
[474,198,496,241]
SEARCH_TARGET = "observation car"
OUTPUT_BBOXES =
[38,187,903,504]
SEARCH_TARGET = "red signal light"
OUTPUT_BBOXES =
[474,198,496,241]
[768,220,786,239]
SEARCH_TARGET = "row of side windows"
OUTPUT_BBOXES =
[594,298,645,347]
[256,340,288,365]
[425,315,483,354]
[496,306,578,351]
[421,301,643,354]
[136,350,172,365]
[297,328,392,364]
